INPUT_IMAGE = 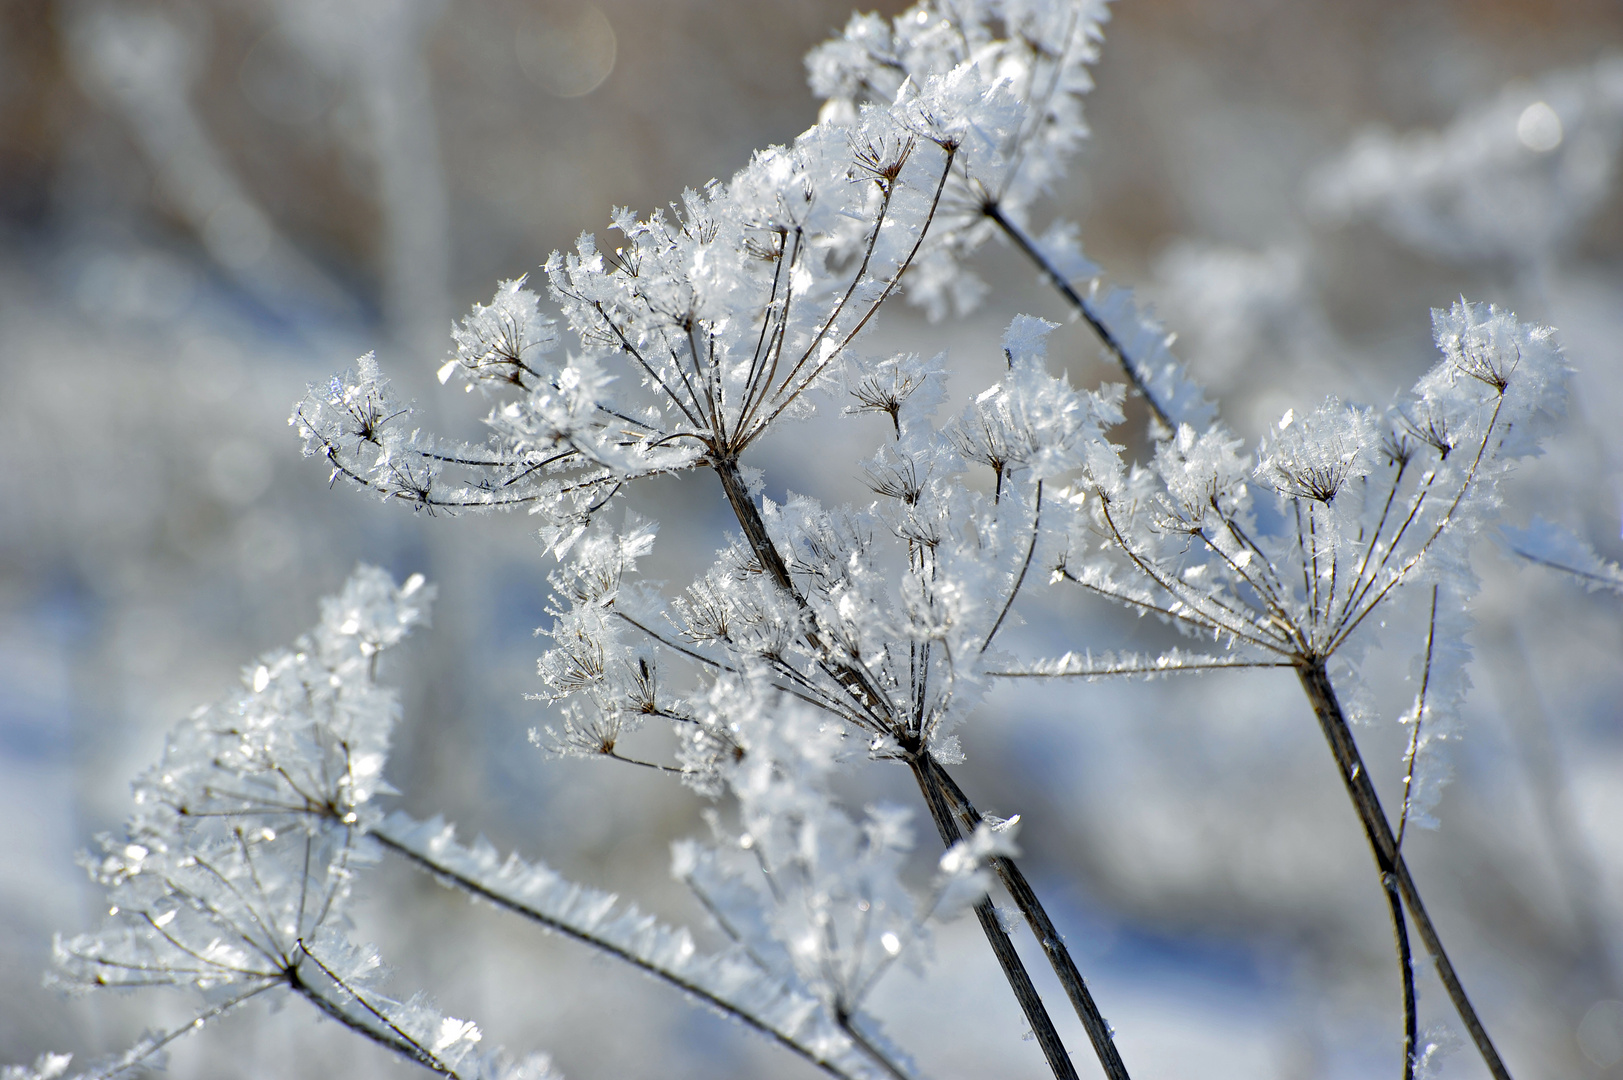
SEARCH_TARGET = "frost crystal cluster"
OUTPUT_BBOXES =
[46,570,556,1080]
[31,3,1581,1080]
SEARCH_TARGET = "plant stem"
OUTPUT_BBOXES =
[1296,661,1511,1080]
[982,202,1175,432]
[912,757,1080,1080]
[1384,872,1418,1080]
[925,758,1132,1080]
[372,823,861,1080]
[714,457,1082,1080]
[714,458,891,713]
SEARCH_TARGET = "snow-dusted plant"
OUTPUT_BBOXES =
[286,4,1158,1075]
[998,300,1569,1080]
[45,568,560,1080]
[31,2,1578,1080]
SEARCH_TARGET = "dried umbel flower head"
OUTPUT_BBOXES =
[1256,398,1377,504]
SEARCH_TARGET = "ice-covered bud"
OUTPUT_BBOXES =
[938,815,1021,878]
[950,316,1112,485]
[318,564,434,656]
[1001,313,1059,366]
[845,351,948,435]
[1154,423,1251,531]
[443,277,559,392]
[935,816,1021,919]
[1420,300,1568,460]
[1255,397,1378,504]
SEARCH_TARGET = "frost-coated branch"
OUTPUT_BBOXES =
[982,202,1210,434]
[372,813,891,1080]
[1502,516,1623,596]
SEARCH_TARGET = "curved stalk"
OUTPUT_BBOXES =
[1383,874,1418,1080]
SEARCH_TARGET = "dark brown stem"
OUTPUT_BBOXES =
[372,824,860,1080]
[910,757,1079,1080]
[1296,661,1512,1080]
[715,457,1113,1080]
[924,758,1132,1080]
[1384,872,1418,1080]
[982,203,1175,433]
[714,457,892,720]
[714,457,795,594]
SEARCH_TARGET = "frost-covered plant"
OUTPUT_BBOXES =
[288,4,1160,1075]
[39,567,946,1080]
[31,2,1580,1080]
[999,300,1569,1080]
[44,569,560,1080]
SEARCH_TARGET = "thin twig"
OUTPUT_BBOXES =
[81,981,280,1080]
[371,821,862,1080]
[981,481,1043,655]
[1397,586,1439,851]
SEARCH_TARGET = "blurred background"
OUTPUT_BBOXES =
[3,0,1622,1077]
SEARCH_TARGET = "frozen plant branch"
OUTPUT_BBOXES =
[373,813,896,1080]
